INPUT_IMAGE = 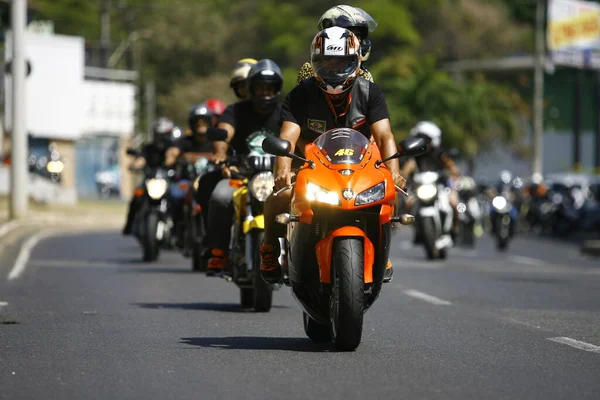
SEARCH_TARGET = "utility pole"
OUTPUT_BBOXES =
[573,70,582,171]
[100,0,111,67]
[10,0,28,219]
[533,0,546,176]
[596,71,600,175]
[145,81,155,141]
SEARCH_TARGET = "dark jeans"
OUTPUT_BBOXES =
[205,178,236,252]
[195,169,224,230]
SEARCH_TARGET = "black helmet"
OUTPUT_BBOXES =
[247,59,283,113]
[152,117,175,149]
[187,103,214,131]
[317,5,378,61]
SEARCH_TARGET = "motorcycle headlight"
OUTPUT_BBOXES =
[492,196,508,210]
[306,182,340,206]
[146,178,168,200]
[417,184,437,201]
[355,182,385,206]
[249,171,274,202]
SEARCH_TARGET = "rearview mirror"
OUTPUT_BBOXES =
[398,137,428,157]
[262,136,292,157]
[206,127,228,142]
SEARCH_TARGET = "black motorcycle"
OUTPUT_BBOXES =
[127,149,173,261]
[489,189,517,251]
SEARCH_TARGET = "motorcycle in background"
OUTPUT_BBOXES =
[489,188,517,251]
[412,171,454,259]
[208,128,277,311]
[126,148,174,262]
[455,176,482,247]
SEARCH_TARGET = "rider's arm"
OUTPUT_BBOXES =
[213,122,235,162]
[370,119,404,187]
[440,153,461,179]
[274,121,301,190]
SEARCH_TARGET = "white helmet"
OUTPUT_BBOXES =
[409,121,441,148]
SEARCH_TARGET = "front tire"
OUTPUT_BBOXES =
[422,217,438,260]
[143,212,160,262]
[330,237,364,351]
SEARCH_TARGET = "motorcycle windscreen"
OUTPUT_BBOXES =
[246,129,277,155]
[314,128,370,164]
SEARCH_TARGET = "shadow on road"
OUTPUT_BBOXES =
[122,267,194,274]
[179,336,332,352]
[133,302,290,313]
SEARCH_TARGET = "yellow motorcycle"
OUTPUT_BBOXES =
[211,129,276,311]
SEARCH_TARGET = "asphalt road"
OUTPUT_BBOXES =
[1,226,599,399]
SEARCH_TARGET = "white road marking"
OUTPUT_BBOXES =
[7,230,55,281]
[0,301,8,307]
[547,337,600,354]
[509,255,546,266]
[402,289,452,306]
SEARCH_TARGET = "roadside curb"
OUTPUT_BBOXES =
[581,240,600,257]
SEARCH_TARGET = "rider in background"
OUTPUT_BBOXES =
[122,117,177,235]
[230,58,258,100]
[204,59,284,276]
[296,5,377,85]
[165,100,226,166]
[400,121,461,240]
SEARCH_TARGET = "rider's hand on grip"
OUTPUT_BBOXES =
[222,165,240,179]
[211,152,228,164]
[393,173,407,190]
[274,170,295,191]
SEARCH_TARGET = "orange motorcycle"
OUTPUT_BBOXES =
[262,127,428,351]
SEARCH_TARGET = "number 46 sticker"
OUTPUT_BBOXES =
[334,149,354,156]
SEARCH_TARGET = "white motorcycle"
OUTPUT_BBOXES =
[412,171,454,259]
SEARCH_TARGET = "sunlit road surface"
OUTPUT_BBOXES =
[1,227,599,399]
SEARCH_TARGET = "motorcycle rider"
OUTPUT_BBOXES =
[490,169,520,235]
[400,121,461,240]
[296,5,377,85]
[204,59,284,276]
[122,117,177,235]
[260,27,405,284]
[230,58,258,100]
[166,100,226,166]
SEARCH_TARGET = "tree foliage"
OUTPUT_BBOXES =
[29,0,534,172]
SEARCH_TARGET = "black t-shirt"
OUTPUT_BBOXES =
[142,143,167,168]
[176,135,213,154]
[218,100,282,155]
[280,78,390,142]
[415,147,447,173]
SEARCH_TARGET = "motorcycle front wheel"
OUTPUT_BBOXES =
[330,237,364,351]
[143,212,160,262]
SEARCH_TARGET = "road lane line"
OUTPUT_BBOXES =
[509,255,546,266]
[7,230,55,281]
[0,301,8,307]
[402,289,452,306]
[547,337,600,354]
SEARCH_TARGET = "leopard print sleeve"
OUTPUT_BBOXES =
[296,62,314,85]
[296,62,374,86]
[358,68,374,83]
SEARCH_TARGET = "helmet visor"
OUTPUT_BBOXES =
[311,54,359,85]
